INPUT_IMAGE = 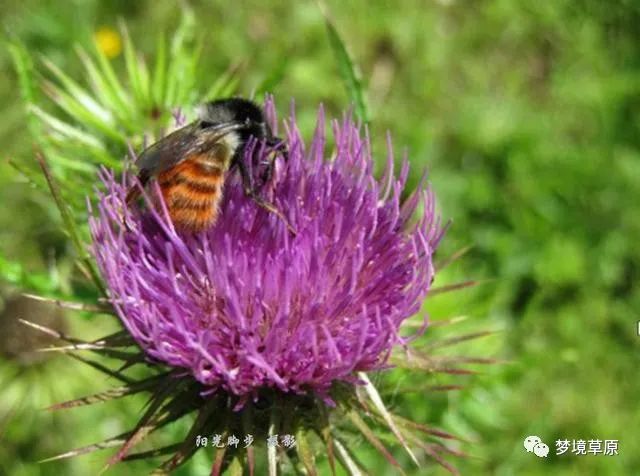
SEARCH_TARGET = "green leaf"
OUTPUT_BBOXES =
[316,405,336,476]
[41,80,125,142]
[39,433,129,463]
[429,279,492,296]
[8,40,43,138]
[154,397,219,472]
[423,330,497,351]
[295,429,318,476]
[152,33,168,106]
[123,444,183,462]
[165,12,200,108]
[268,406,280,476]
[242,404,256,476]
[210,436,229,476]
[91,39,137,118]
[320,4,370,123]
[8,41,38,105]
[42,58,113,122]
[358,372,419,467]
[120,21,152,110]
[35,153,105,295]
[41,389,199,464]
[29,105,105,149]
[46,134,119,168]
[41,151,96,176]
[435,245,474,271]
[103,379,182,470]
[333,438,365,476]
[46,373,171,411]
[347,410,405,475]
[21,292,109,312]
[76,46,137,129]
[65,353,134,385]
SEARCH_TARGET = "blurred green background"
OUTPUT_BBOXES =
[1,0,639,475]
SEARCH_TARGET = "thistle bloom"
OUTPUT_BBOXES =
[89,101,444,404]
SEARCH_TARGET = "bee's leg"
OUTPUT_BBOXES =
[260,160,274,188]
[125,170,150,205]
[237,158,297,235]
[266,137,288,159]
[260,137,288,186]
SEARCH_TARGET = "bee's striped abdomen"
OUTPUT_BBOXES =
[157,154,226,232]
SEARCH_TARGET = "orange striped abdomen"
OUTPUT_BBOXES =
[157,155,226,233]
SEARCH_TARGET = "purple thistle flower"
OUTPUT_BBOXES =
[89,100,444,404]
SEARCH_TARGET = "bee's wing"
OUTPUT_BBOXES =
[136,123,201,176]
[126,123,201,204]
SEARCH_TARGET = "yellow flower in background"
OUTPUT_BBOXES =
[94,26,122,59]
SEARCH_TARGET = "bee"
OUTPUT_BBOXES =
[125,98,295,234]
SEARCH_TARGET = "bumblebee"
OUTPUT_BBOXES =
[125,98,294,234]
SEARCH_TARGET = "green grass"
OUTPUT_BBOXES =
[1,0,639,474]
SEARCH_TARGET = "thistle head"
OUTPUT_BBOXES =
[91,99,443,404]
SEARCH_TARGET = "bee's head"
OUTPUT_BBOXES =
[196,98,271,150]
